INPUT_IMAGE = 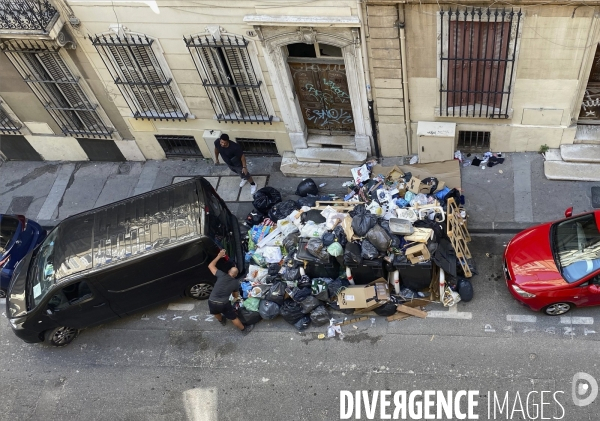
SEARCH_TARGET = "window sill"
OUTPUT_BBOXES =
[434,107,513,120]
[213,114,279,123]
[132,111,195,120]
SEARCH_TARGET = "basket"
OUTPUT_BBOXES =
[389,218,414,235]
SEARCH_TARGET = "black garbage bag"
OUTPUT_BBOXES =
[352,213,377,237]
[298,195,318,207]
[295,178,319,197]
[306,238,329,262]
[344,242,362,265]
[259,299,280,320]
[322,232,335,247]
[310,305,331,326]
[298,295,321,314]
[414,219,446,243]
[349,203,367,217]
[291,286,312,301]
[327,278,344,299]
[264,281,286,306]
[238,308,262,326]
[458,278,474,302]
[282,267,301,282]
[366,224,392,252]
[268,263,281,276]
[297,275,312,289]
[361,240,379,260]
[245,210,264,227]
[280,299,304,324]
[333,225,348,248]
[301,209,326,224]
[283,232,300,252]
[293,315,312,331]
[374,301,398,317]
[379,220,401,249]
[268,200,300,222]
[252,187,282,214]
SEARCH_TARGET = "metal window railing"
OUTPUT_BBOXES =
[235,138,279,156]
[0,101,22,133]
[439,8,521,119]
[155,135,203,158]
[1,39,114,138]
[0,0,59,32]
[90,33,188,121]
[184,34,273,124]
[458,130,490,150]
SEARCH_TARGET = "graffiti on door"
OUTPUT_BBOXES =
[306,108,353,127]
[581,89,600,118]
[305,83,333,104]
[322,79,350,103]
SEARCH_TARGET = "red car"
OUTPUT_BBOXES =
[504,208,600,315]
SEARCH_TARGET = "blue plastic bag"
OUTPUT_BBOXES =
[435,187,451,200]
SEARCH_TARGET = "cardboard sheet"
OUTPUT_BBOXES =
[372,160,461,190]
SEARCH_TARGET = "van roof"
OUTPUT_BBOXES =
[51,177,205,281]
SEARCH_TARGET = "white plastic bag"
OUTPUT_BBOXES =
[300,221,328,238]
[366,201,383,216]
[261,246,283,263]
[409,193,429,207]
[396,208,418,222]
[351,164,370,185]
[246,265,268,283]
[277,219,299,237]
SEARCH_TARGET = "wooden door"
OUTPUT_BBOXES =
[579,45,600,124]
[289,61,355,135]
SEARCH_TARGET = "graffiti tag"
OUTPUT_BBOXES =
[323,79,350,103]
[307,108,353,127]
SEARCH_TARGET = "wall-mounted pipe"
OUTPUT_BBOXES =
[397,4,412,155]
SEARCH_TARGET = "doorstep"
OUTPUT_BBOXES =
[280,151,355,177]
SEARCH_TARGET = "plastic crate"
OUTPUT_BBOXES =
[393,256,433,290]
[346,258,386,285]
[295,239,340,279]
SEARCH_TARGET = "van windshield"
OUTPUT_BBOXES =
[30,229,58,307]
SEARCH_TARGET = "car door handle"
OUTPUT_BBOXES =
[93,303,106,308]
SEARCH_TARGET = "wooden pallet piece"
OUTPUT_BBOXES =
[447,198,471,242]
[387,313,413,322]
[396,305,428,318]
[446,198,473,278]
[337,316,370,326]
[314,200,364,212]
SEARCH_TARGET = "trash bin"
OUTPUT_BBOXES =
[346,258,386,285]
[394,255,432,290]
[295,239,341,278]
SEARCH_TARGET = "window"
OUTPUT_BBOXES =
[439,8,522,118]
[457,131,490,150]
[90,33,189,121]
[235,138,278,156]
[1,39,114,138]
[0,0,59,32]
[553,214,600,283]
[155,135,203,158]
[287,42,342,58]
[185,34,272,124]
[0,100,21,133]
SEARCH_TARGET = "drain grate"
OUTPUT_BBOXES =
[592,186,600,208]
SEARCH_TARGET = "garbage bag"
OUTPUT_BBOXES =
[280,299,304,324]
[252,187,282,214]
[293,315,312,331]
[297,275,312,289]
[352,213,377,237]
[366,224,392,252]
[457,278,474,302]
[295,178,319,197]
[268,200,300,222]
[327,241,343,257]
[420,177,438,195]
[310,305,331,326]
[300,221,328,238]
[327,278,344,298]
[264,281,286,306]
[241,281,253,299]
[306,238,329,262]
[268,263,281,276]
[259,299,280,320]
[301,209,327,224]
[297,195,319,207]
[344,242,362,265]
[283,232,300,252]
[311,278,329,301]
[299,295,321,314]
[379,220,401,249]
[262,246,283,263]
[243,297,260,312]
[291,286,312,301]
[245,210,264,227]
[349,203,367,217]
[361,240,379,260]
[333,225,348,248]
[238,308,262,326]
[282,267,301,282]
[322,232,335,247]
[374,301,398,317]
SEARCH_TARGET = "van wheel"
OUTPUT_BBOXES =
[187,282,213,300]
[543,302,573,316]
[44,326,79,347]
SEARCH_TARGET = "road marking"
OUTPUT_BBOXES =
[507,314,537,323]
[37,163,75,220]
[560,316,594,325]
[428,309,472,319]
[183,388,217,421]
[484,324,495,332]
[585,328,596,336]
[167,303,195,311]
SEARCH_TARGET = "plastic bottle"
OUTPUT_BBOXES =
[389,270,400,294]
[346,267,355,285]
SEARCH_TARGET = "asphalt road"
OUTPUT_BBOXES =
[1,233,600,421]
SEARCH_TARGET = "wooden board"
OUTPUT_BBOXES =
[314,200,364,212]
[446,197,473,278]
[336,316,370,326]
[396,305,428,318]
[387,313,413,322]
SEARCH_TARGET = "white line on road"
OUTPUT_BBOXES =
[167,303,195,311]
[560,316,594,325]
[428,309,473,319]
[507,314,537,323]
[183,388,217,421]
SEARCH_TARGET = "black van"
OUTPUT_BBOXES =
[6,177,243,346]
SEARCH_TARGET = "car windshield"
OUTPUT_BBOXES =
[0,215,19,255]
[30,229,58,307]
[552,214,600,283]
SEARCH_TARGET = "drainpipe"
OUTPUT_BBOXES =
[357,0,381,158]
[397,4,412,155]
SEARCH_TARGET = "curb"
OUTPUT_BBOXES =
[468,221,536,235]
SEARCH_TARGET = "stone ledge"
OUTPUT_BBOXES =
[544,160,600,181]
[280,152,358,178]
[560,144,600,163]
[295,147,366,164]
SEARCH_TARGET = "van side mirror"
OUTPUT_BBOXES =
[565,207,573,218]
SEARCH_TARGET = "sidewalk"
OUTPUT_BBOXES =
[0,152,597,233]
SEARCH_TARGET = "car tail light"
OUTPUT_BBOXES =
[512,285,536,298]
[16,215,26,231]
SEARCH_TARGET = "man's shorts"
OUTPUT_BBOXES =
[228,165,251,180]
[208,300,238,320]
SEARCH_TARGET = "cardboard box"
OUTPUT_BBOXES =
[338,278,390,309]
[386,166,405,181]
[405,243,431,264]
[407,176,433,195]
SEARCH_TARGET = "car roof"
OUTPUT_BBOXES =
[51,177,205,281]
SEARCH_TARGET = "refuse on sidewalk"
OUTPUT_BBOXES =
[236,162,476,332]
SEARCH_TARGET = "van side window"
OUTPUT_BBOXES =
[47,281,93,311]
[206,191,228,242]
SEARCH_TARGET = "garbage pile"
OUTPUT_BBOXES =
[237,163,475,331]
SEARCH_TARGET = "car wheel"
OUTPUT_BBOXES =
[544,302,573,316]
[187,282,213,300]
[0,289,6,299]
[44,326,79,347]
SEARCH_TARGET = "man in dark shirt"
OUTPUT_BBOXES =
[214,133,257,195]
[207,249,254,335]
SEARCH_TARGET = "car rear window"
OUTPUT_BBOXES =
[0,215,19,255]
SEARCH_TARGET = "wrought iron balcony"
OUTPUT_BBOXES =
[0,0,60,33]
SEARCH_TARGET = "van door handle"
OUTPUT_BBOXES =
[93,303,106,308]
